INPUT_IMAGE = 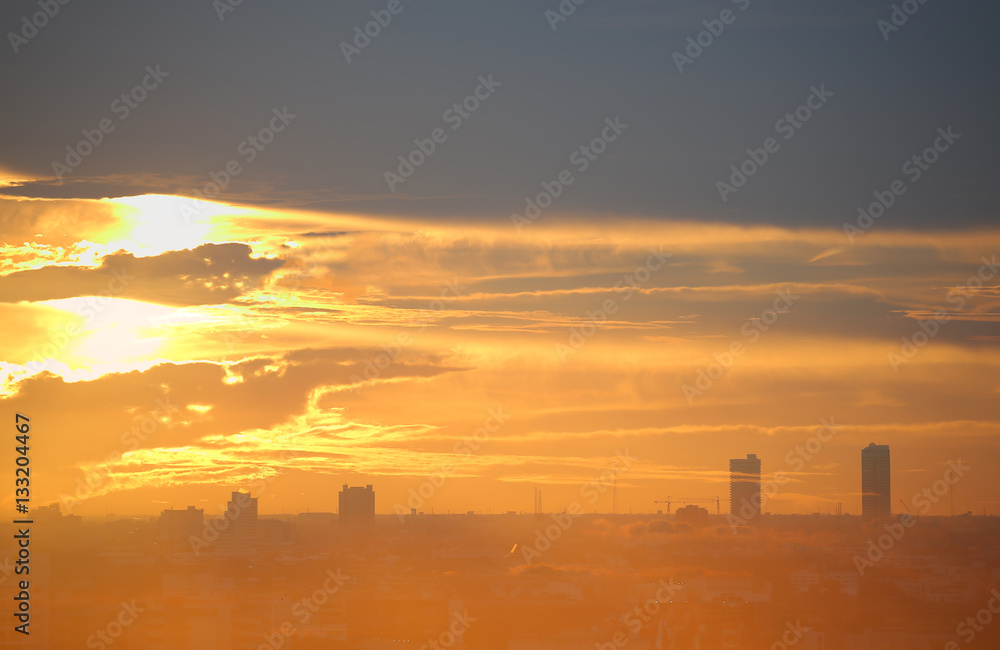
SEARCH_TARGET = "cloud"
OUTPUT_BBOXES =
[0,243,283,306]
[1,194,999,515]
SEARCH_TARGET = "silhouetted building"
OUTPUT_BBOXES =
[730,454,762,520]
[159,505,204,546]
[339,484,375,529]
[226,491,258,543]
[35,503,62,524]
[862,443,891,520]
[34,503,82,540]
[257,518,293,545]
[675,504,709,527]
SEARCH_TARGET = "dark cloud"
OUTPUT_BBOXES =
[0,174,207,201]
[0,243,283,306]
[299,231,356,238]
[0,0,996,226]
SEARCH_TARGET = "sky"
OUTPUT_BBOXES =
[1,0,998,517]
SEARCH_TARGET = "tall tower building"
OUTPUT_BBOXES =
[730,454,762,520]
[339,484,375,529]
[227,491,258,543]
[862,443,891,520]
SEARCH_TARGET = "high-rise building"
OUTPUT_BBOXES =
[159,505,204,546]
[862,443,891,520]
[730,454,762,520]
[226,491,258,543]
[339,484,375,529]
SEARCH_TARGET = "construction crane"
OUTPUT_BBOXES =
[653,496,672,514]
[653,496,721,516]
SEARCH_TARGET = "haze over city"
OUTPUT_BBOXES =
[1,0,999,648]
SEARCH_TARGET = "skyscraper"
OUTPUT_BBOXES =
[862,443,891,520]
[339,484,375,529]
[226,491,258,543]
[730,454,762,520]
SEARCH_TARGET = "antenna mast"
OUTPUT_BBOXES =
[612,460,618,515]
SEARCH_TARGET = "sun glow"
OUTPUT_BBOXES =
[105,194,248,256]
[38,297,174,365]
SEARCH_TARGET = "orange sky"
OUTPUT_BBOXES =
[1,194,998,517]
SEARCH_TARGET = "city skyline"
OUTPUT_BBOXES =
[34,438,984,517]
[2,1,999,647]
[12,495,999,648]
[2,3,1000,521]
[129,444,922,519]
